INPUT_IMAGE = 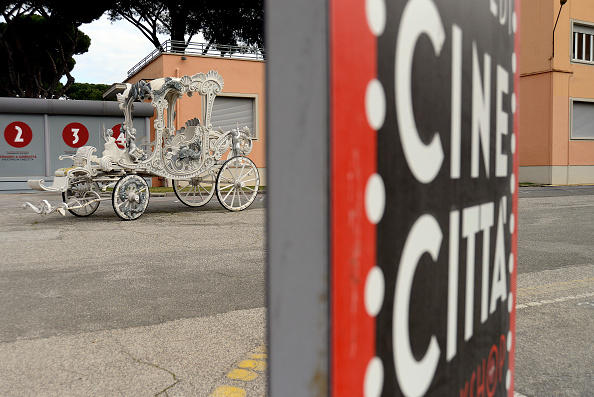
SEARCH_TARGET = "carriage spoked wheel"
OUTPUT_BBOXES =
[62,179,101,217]
[173,172,216,207]
[112,174,150,220]
[216,156,260,211]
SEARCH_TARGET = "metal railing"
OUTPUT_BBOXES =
[127,40,266,78]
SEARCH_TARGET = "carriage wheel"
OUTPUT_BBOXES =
[62,179,101,217]
[173,172,216,207]
[112,174,150,220]
[216,156,260,211]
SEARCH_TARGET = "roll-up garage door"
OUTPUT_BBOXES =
[211,96,255,138]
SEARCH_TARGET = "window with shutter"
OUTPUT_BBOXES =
[571,99,594,140]
[209,95,258,139]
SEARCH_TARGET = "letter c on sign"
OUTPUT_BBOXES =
[395,0,446,184]
[394,214,442,396]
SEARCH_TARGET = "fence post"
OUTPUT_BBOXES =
[266,0,330,394]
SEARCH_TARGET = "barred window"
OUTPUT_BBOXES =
[573,24,594,63]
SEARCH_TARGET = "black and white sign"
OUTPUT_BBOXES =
[375,0,518,395]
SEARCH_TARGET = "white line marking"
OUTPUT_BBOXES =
[516,292,594,310]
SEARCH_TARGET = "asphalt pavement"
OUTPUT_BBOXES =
[0,185,592,396]
[515,186,594,397]
[0,191,267,396]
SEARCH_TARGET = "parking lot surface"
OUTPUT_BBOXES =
[516,186,594,397]
[0,191,267,396]
[1,186,592,396]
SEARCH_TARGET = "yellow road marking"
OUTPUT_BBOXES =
[211,385,247,397]
[238,359,266,372]
[227,368,258,381]
[210,344,267,396]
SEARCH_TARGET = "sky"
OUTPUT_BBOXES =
[72,14,168,84]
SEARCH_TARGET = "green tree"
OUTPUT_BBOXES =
[64,83,113,101]
[108,0,263,53]
[0,1,114,98]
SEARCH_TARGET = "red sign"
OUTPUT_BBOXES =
[62,122,89,148]
[4,121,33,148]
[331,1,377,395]
[330,0,518,396]
[111,124,126,149]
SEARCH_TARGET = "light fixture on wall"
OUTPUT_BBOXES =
[552,0,569,58]
[181,56,187,60]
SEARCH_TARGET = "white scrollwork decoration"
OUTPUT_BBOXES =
[25,70,257,217]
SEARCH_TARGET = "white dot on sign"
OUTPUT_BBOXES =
[365,0,386,37]
[512,52,517,74]
[365,79,386,131]
[508,252,514,273]
[507,330,513,352]
[508,291,514,313]
[511,93,517,114]
[513,12,517,34]
[365,173,386,224]
[509,213,516,234]
[510,173,516,194]
[511,133,517,154]
[506,369,512,390]
[365,266,385,317]
[363,356,384,397]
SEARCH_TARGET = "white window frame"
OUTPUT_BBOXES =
[571,20,594,64]
[570,98,594,140]
[203,93,259,140]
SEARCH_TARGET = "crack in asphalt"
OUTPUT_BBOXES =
[122,350,180,396]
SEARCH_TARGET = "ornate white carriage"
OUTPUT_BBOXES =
[24,71,260,220]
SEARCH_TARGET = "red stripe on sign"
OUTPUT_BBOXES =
[330,0,378,395]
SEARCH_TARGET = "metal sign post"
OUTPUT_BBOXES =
[267,0,519,395]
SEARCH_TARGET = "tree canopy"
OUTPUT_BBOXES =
[64,83,113,101]
[0,1,114,98]
[108,0,264,52]
[0,1,264,98]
